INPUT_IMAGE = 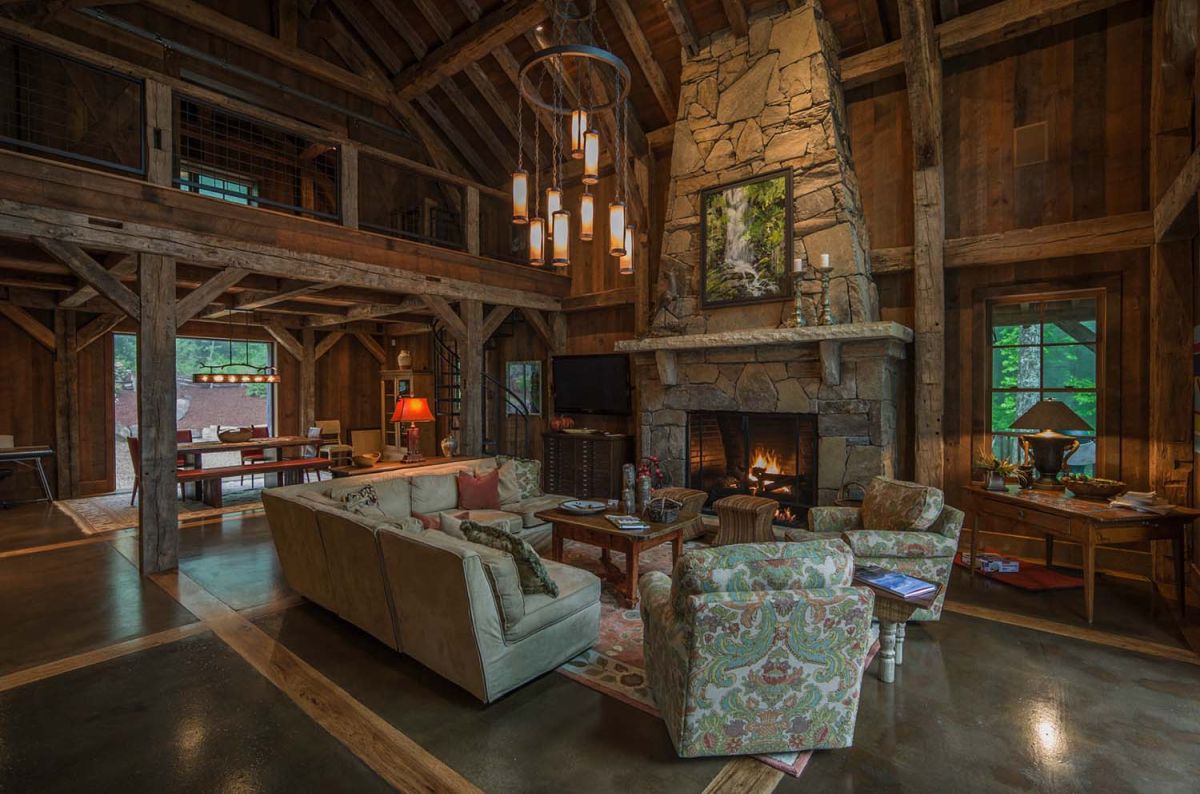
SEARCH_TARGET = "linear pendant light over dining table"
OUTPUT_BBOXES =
[510,0,634,274]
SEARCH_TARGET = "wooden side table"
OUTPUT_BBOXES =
[853,577,942,684]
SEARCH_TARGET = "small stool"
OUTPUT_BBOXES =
[713,495,779,546]
[652,487,709,541]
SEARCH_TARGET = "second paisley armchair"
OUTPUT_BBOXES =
[638,540,876,758]
[807,476,964,621]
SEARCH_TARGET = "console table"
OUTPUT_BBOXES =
[964,485,1197,623]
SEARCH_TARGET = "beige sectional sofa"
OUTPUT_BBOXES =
[261,458,601,703]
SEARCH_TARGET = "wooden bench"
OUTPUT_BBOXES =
[178,457,328,507]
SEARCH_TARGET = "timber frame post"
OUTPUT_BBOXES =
[136,253,178,574]
[459,299,484,456]
[53,310,79,499]
[899,0,946,488]
[300,328,316,435]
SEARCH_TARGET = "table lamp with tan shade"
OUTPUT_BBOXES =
[391,396,434,463]
[1011,398,1092,490]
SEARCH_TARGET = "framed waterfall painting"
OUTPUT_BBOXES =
[700,169,792,307]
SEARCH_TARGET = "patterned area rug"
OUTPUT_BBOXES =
[56,489,265,535]
[555,540,835,778]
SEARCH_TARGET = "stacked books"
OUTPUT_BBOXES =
[605,514,650,531]
[961,552,1019,574]
[854,565,937,599]
[1110,491,1174,515]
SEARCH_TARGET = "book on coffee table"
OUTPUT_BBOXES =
[854,565,937,599]
[605,514,650,531]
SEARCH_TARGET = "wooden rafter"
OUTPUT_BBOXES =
[481,304,515,340]
[606,0,676,121]
[175,267,248,327]
[234,280,342,310]
[75,312,123,352]
[353,331,387,363]
[414,93,498,183]
[263,320,303,360]
[58,253,133,308]
[661,0,700,58]
[421,294,467,341]
[719,0,749,37]
[330,0,406,75]
[0,304,54,350]
[858,0,887,47]
[306,297,427,328]
[393,0,549,101]
[440,77,515,172]
[315,330,345,359]
[1154,145,1200,241]
[37,239,140,321]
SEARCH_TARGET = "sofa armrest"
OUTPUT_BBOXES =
[842,529,958,559]
[932,505,966,543]
[807,506,863,533]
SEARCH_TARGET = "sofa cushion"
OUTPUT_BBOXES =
[410,473,459,515]
[460,520,559,597]
[330,482,388,519]
[377,517,426,535]
[497,460,523,504]
[372,477,412,518]
[457,469,502,510]
[842,529,959,559]
[504,560,600,642]
[440,509,523,539]
[860,477,944,532]
[497,456,542,500]
[500,494,571,528]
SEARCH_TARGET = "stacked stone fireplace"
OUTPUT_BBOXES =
[616,3,911,515]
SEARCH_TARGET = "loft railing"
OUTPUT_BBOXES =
[0,35,144,176]
[0,30,538,270]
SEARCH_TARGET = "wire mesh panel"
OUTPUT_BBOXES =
[357,153,466,249]
[174,96,340,221]
[0,36,144,174]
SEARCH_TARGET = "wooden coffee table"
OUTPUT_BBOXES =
[536,508,694,608]
[852,574,942,685]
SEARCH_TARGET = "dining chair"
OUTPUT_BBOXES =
[129,435,187,505]
[240,424,271,486]
[303,426,325,482]
[315,419,353,468]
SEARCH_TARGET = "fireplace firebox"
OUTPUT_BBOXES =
[687,411,817,527]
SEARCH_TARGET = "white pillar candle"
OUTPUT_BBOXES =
[793,256,805,273]
[820,253,830,269]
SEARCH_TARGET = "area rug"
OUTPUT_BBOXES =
[953,549,1084,591]
[555,541,877,778]
[56,490,265,535]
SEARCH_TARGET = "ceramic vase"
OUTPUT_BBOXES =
[984,471,1007,491]
[440,434,458,458]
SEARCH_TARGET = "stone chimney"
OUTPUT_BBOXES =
[654,1,877,335]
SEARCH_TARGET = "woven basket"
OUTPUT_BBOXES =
[646,496,682,524]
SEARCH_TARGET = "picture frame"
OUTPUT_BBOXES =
[505,360,543,416]
[700,169,793,308]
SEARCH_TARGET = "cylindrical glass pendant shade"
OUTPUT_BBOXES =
[570,109,588,159]
[511,169,528,224]
[582,129,600,185]
[619,224,636,275]
[528,217,545,265]
[579,192,594,241]
[546,187,562,235]
[551,209,570,267]
[608,201,626,256]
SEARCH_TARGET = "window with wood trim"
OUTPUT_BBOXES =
[988,295,1099,475]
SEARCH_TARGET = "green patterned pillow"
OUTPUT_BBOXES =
[497,456,542,500]
[460,520,558,597]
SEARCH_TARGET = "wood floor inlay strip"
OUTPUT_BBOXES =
[0,528,135,559]
[0,622,210,693]
[943,601,1200,665]
[148,568,479,794]
[703,758,784,794]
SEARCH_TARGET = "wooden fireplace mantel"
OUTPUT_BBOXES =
[614,321,914,387]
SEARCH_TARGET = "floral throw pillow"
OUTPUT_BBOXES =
[460,520,558,597]
[497,456,543,500]
[334,483,387,519]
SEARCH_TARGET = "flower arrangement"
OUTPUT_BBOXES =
[638,455,668,488]
[974,448,1016,490]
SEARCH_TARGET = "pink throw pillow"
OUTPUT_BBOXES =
[411,511,441,530]
[458,469,501,510]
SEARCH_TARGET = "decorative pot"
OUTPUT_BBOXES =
[1016,465,1035,490]
[396,349,412,369]
[549,416,564,432]
[983,471,1007,492]
[440,434,459,458]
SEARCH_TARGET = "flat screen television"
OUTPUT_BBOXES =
[551,354,632,416]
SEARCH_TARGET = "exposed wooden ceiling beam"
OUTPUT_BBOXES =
[842,0,1132,88]
[330,0,406,75]
[58,252,133,308]
[307,297,427,328]
[0,304,55,350]
[606,0,677,121]
[719,0,749,37]
[1154,145,1200,241]
[175,267,248,326]
[234,280,343,310]
[858,0,887,47]
[661,0,700,58]
[439,77,516,173]
[414,93,498,183]
[366,0,427,61]
[393,0,549,100]
[36,239,140,320]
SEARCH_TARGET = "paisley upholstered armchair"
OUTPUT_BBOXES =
[806,477,965,621]
[638,540,876,758]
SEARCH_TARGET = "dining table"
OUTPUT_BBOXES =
[177,435,312,499]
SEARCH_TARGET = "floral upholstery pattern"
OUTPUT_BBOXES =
[640,540,875,758]
[842,530,959,559]
[496,456,543,500]
[860,477,944,532]
[333,483,387,519]
[807,506,863,534]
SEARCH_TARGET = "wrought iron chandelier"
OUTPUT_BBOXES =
[511,0,634,273]
[191,308,281,384]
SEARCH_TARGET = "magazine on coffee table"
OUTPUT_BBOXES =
[605,514,650,531]
[854,565,937,599]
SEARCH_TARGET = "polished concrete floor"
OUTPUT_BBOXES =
[2,501,1199,793]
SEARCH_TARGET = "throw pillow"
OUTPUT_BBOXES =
[439,510,471,540]
[333,483,387,519]
[497,456,543,500]
[460,520,558,597]
[457,469,501,510]
[497,460,523,504]
[411,511,441,530]
[860,477,945,532]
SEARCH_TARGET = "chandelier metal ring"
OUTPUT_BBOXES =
[518,44,631,115]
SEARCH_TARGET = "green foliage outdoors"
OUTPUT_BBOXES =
[704,174,787,303]
[114,334,273,398]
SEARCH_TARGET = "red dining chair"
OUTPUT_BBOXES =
[129,434,188,505]
[240,424,271,486]
[176,429,194,468]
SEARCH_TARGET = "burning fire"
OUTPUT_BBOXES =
[748,447,781,481]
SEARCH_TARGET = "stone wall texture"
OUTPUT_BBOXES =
[654,1,878,334]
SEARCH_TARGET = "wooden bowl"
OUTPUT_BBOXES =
[352,452,381,468]
[1063,477,1127,500]
[218,429,253,443]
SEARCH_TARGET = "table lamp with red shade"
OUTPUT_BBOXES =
[391,397,435,463]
